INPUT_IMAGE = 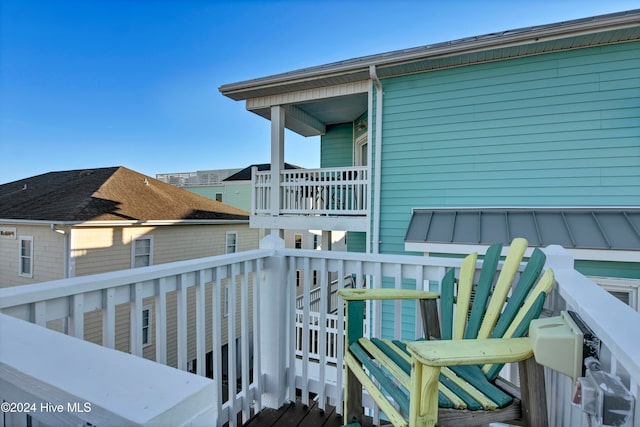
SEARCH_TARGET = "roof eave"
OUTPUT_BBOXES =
[219,9,640,101]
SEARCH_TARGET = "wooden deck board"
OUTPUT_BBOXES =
[243,400,385,427]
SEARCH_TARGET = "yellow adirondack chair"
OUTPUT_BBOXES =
[338,238,554,427]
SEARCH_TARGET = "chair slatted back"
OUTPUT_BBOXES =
[464,243,502,339]
[439,238,555,380]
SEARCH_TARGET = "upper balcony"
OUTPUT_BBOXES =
[251,166,369,232]
[1,239,638,426]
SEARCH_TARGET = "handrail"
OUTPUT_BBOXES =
[0,248,273,310]
[0,313,216,426]
[544,245,640,382]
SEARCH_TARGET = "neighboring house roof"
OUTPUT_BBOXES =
[405,208,640,253]
[0,166,250,222]
[220,9,640,101]
[224,163,301,182]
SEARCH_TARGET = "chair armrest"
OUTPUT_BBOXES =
[338,288,440,301]
[406,337,533,367]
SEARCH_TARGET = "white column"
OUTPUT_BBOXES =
[270,106,285,222]
[259,235,289,408]
[68,228,76,278]
[321,230,332,251]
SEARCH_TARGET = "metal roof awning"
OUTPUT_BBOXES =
[404,208,640,262]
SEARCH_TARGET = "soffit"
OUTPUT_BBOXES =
[249,92,368,136]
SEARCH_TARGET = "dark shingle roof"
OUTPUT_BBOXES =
[223,163,301,182]
[0,167,249,222]
[405,208,640,251]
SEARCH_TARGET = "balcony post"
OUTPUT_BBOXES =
[270,105,285,222]
[259,235,289,408]
[541,244,575,271]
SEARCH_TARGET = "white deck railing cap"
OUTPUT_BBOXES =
[0,313,216,426]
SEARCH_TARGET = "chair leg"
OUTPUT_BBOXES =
[409,362,440,427]
[345,362,363,425]
[519,357,548,427]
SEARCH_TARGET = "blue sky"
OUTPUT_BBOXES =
[1,0,638,184]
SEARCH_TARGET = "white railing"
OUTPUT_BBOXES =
[295,274,354,312]
[252,166,368,216]
[0,312,216,427]
[295,312,341,364]
[542,247,640,426]
[1,240,638,427]
[0,249,273,427]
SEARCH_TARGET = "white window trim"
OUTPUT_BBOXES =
[18,235,34,278]
[589,276,640,312]
[226,231,238,254]
[142,305,152,347]
[131,235,154,268]
[294,233,303,249]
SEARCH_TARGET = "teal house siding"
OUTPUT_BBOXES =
[321,123,353,168]
[376,41,640,255]
[185,186,222,200]
[373,41,640,339]
[322,124,367,253]
[183,183,252,212]
[346,231,366,253]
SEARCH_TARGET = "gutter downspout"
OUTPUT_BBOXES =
[51,224,70,278]
[370,65,383,254]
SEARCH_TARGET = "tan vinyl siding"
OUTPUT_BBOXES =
[151,224,259,263]
[0,224,66,287]
[74,223,258,368]
[84,310,103,345]
[165,276,255,369]
[73,224,259,276]
[72,228,131,276]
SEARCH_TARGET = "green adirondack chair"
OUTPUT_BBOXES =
[338,238,555,427]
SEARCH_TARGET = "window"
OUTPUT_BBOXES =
[19,236,33,277]
[142,306,152,347]
[132,236,153,268]
[313,234,319,250]
[215,193,223,202]
[590,276,640,312]
[294,234,302,249]
[226,231,238,254]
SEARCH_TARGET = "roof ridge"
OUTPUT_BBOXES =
[71,167,121,219]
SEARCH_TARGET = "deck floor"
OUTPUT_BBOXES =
[243,399,383,427]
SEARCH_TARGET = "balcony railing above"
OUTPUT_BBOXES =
[253,166,368,217]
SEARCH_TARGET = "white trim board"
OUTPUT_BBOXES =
[404,242,640,263]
